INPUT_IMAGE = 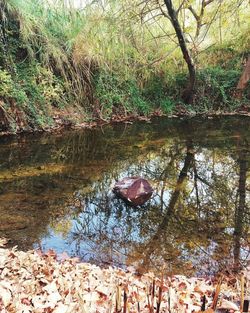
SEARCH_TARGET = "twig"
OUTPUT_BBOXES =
[240,275,244,313]
[116,285,122,312]
[168,287,171,313]
[201,295,206,311]
[150,279,155,313]
[156,274,163,313]
[211,276,223,310]
[137,287,140,313]
[123,288,127,313]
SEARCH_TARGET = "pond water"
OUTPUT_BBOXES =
[0,117,249,276]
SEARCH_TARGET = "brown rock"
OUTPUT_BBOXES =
[113,177,153,206]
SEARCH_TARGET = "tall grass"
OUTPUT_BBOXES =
[5,0,93,105]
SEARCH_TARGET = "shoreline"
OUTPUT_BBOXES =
[0,110,249,138]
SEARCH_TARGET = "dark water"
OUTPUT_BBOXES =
[0,117,249,276]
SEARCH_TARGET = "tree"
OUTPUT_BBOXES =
[135,0,248,105]
[163,0,196,103]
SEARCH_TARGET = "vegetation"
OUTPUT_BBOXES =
[0,0,249,133]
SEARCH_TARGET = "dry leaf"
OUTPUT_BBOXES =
[0,247,246,313]
[217,299,239,311]
[0,285,12,306]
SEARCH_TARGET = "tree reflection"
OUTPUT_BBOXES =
[233,142,249,271]
[69,135,249,276]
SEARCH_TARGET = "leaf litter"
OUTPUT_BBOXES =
[0,243,249,313]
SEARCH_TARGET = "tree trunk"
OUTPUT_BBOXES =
[235,55,250,99]
[164,0,196,104]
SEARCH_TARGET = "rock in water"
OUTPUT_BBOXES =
[113,177,153,206]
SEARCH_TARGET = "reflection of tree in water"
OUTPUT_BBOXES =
[233,141,249,271]
[70,137,249,276]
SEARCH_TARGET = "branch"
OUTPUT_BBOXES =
[199,4,220,44]
[195,174,212,188]
[143,13,165,24]
[176,0,186,15]
[136,0,151,7]
[144,33,176,45]
[188,5,199,21]
[146,46,178,67]
[204,0,214,7]
[150,14,177,44]
[157,0,169,19]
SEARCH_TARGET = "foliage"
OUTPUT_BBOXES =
[94,71,151,117]
[0,63,65,128]
[194,67,243,112]
[0,69,14,100]
[94,70,179,117]
[0,0,249,132]
[142,73,176,113]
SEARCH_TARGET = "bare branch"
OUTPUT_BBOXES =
[176,0,186,15]
[204,0,214,7]
[145,33,176,43]
[136,0,151,8]
[157,0,169,19]
[143,13,164,24]
[139,46,178,68]
[188,5,199,22]
[199,4,220,45]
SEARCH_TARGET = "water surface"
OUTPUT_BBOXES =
[0,117,249,276]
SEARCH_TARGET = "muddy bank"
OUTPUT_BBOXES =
[0,109,249,138]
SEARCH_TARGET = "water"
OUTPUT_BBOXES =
[0,117,249,276]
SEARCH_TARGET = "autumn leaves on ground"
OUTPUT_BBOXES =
[0,239,249,313]
[0,0,249,135]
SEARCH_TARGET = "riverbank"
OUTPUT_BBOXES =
[0,242,248,313]
[0,107,249,138]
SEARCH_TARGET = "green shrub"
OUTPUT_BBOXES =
[195,67,242,111]
[0,69,14,97]
[142,74,177,113]
[159,97,175,113]
[94,71,152,118]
